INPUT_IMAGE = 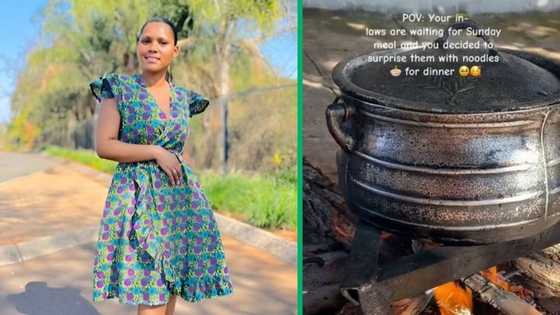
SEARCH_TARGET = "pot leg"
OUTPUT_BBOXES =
[340,220,392,314]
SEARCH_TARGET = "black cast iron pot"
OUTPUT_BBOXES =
[326,22,560,245]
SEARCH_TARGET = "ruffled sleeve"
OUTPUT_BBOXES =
[187,90,210,117]
[89,73,119,102]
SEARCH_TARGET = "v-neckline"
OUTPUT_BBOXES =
[136,73,177,121]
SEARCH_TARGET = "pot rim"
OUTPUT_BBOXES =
[342,91,560,125]
[332,47,560,115]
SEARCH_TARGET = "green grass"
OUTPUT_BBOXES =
[42,145,296,230]
[43,145,117,173]
[200,169,296,230]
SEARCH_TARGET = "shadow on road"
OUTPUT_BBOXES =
[6,281,100,315]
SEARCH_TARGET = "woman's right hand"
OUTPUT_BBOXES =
[151,145,183,186]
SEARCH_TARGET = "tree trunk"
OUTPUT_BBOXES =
[303,156,357,247]
[303,157,352,314]
[216,18,232,175]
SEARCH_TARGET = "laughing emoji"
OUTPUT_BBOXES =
[470,65,481,78]
[458,65,470,77]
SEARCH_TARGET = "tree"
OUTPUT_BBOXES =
[7,0,295,174]
[178,0,286,174]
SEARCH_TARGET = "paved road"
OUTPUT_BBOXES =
[0,151,297,314]
[0,155,110,246]
[0,151,59,183]
[0,238,296,315]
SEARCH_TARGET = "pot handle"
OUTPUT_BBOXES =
[326,96,355,152]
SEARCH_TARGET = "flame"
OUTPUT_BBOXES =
[434,281,473,315]
[479,266,532,300]
[480,266,510,291]
[434,267,521,315]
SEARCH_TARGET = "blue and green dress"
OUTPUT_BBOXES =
[89,72,234,305]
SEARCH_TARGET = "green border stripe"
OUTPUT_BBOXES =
[297,0,303,314]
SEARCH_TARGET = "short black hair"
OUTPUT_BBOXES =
[136,17,178,45]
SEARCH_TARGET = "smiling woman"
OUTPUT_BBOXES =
[90,16,233,315]
[136,17,179,86]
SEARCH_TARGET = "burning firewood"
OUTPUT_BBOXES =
[390,294,434,315]
[303,158,560,314]
[480,266,510,291]
[464,273,542,315]
[514,244,560,298]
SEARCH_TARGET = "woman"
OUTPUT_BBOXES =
[90,17,234,315]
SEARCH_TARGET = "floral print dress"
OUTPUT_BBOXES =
[89,72,234,305]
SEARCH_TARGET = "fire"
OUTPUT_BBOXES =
[433,266,516,315]
[480,266,510,291]
[434,281,473,315]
